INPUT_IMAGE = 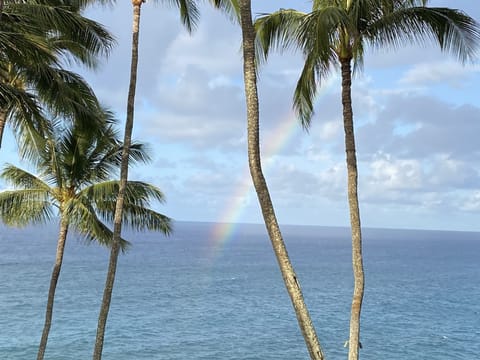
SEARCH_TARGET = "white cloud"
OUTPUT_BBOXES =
[428,155,480,189]
[368,154,423,191]
[318,119,342,140]
[2,0,475,231]
[459,191,480,212]
[399,61,479,88]
[317,162,347,199]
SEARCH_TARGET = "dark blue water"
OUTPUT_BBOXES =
[0,222,479,359]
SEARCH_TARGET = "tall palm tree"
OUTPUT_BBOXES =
[0,0,115,150]
[255,1,479,359]
[238,0,325,359]
[92,0,241,357]
[0,112,171,360]
[93,1,199,358]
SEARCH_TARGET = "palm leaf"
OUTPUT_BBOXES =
[209,0,240,23]
[5,1,115,67]
[123,180,167,205]
[77,180,119,206]
[1,164,51,190]
[366,6,480,62]
[255,9,306,62]
[81,180,171,235]
[83,180,166,215]
[293,51,328,128]
[120,205,172,234]
[255,7,340,127]
[85,140,151,182]
[66,197,131,252]
[0,189,53,226]
[161,0,200,33]
[0,0,115,156]
[0,82,48,149]
[23,66,102,123]
[0,11,58,66]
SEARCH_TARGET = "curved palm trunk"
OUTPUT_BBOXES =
[239,1,324,359]
[340,57,365,360]
[37,217,69,360]
[93,1,142,359]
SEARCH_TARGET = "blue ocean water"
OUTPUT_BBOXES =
[0,221,479,359]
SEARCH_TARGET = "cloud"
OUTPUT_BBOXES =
[458,191,480,212]
[399,61,479,88]
[318,119,342,140]
[356,93,480,161]
[368,154,423,190]
[160,9,242,76]
[53,0,479,231]
[428,155,480,190]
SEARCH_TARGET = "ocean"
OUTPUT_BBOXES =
[0,221,479,359]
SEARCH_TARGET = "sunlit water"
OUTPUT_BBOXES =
[1,222,479,359]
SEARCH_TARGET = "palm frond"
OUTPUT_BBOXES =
[38,137,65,189]
[127,142,152,165]
[85,140,150,183]
[208,0,240,23]
[0,189,53,226]
[5,1,115,67]
[162,0,200,33]
[0,8,58,66]
[293,52,323,129]
[81,180,170,233]
[0,83,47,148]
[66,197,130,252]
[255,6,341,127]
[124,180,167,205]
[0,0,115,156]
[351,37,364,75]
[23,66,102,125]
[297,6,345,60]
[1,164,51,190]
[254,9,306,62]
[77,180,119,205]
[120,205,172,234]
[366,6,480,62]
[83,180,167,214]
[15,114,52,163]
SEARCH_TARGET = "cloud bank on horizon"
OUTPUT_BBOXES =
[1,1,479,231]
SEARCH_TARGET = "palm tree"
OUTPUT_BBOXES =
[92,1,200,358]
[0,112,171,360]
[238,0,325,359]
[255,1,479,359]
[0,0,115,150]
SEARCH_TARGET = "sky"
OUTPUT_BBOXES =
[1,1,480,232]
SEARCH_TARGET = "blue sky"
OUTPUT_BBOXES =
[1,1,480,231]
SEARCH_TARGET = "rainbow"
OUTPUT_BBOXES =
[208,110,300,260]
[209,75,338,260]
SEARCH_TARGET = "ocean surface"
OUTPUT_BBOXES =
[0,221,479,359]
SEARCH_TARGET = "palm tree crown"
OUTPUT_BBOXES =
[0,114,171,248]
[0,0,116,149]
[256,0,480,126]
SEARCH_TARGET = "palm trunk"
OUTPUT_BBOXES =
[92,2,142,359]
[0,108,8,148]
[340,57,365,360]
[239,1,324,359]
[37,217,69,360]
